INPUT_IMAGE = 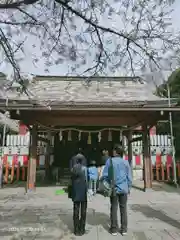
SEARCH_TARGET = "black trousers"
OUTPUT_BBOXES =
[73,201,87,231]
[110,193,128,232]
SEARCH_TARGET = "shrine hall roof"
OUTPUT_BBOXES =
[0,75,177,109]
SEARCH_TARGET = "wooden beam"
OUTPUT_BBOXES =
[15,110,139,118]
[142,124,152,190]
[3,105,180,111]
[128,131,133,166]
[17,112,158,127]
[26,125,37,192]
[19,116,142,126]
[11,109,167,127]
[11,109,167,118]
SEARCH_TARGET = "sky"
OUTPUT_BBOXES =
[0,0,180,85]
[172,0,180,31]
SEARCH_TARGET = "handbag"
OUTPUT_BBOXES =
[100,158,115,197]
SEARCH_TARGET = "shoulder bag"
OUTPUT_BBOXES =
[100,158,115,197]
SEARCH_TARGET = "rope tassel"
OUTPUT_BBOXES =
[68,130,72,141]
[119,130,123,143]
[78,131,81,141]
[108,129,112,142]
[87,132,91,144]
[59,131,63,141]
[98,132,101,142]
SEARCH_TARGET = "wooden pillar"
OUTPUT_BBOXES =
[127,131,133,166]
[27,125,37,192]
[142,124,152,189]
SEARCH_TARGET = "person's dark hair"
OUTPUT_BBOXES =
[76,157,83,164]
[113,144,124,157]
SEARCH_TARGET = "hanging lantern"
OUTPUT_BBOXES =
[68,130,72,141]
[87,132,91,144]
[59,130,63,141]
[98,131,101,142]
[78,131,81,141]
[108,129,112,141]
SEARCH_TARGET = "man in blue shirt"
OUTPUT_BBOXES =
[102,144,132,236]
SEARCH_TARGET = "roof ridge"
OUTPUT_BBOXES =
[33,75,143,82]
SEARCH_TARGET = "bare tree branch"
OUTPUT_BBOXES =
[0,0,179,86]
[55,0,161,68]
[0,0,38,9]
[0,20,41,25]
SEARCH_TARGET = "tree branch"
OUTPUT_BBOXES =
[55,0,160,68]
[0,20,41,26]
[0,0,38,9]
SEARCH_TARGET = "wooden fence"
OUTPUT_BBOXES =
[3,162,28,184]
[3,161,180,184]
[152,162,180,183]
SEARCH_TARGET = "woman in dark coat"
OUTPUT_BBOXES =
[71,157,88,236]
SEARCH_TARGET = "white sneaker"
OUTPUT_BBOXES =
[109,229,118,236]
[122,232,127,236]
[111,232,118,236]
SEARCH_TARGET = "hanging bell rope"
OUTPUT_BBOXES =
[36,122,127,133]
[68,130,72,141]
[87,132,91,145]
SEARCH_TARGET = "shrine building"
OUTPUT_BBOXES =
[0,75,179,191]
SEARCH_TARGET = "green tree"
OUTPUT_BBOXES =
[157,68,180,159]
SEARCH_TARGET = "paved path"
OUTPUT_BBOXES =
[0,183,180,239]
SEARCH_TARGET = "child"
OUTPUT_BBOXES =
[88,160,98,195]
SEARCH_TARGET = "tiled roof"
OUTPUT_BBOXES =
[0,76,171,107]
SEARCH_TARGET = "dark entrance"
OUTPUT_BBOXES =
[53,128,121,168]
